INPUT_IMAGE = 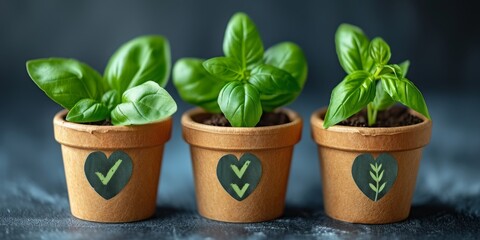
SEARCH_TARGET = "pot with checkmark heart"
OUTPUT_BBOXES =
[311,108,432,224]
[181,108,302,223]
[53,110,173,223]
[26,35,177,223]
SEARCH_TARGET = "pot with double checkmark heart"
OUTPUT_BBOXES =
[181,108,302,223]
[53,110,172,223]
[311,108,432,224]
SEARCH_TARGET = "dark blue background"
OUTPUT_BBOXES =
[1,0,479,239]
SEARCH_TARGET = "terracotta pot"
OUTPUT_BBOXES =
[311,107,432,224]
[53,110,172,223]
[181,108,302,223]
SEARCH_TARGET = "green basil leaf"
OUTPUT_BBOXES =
[259,94,292,112]
[26,58,103,109]
[335,24,373,74]
[261,42,308,111]
[202,57,243,81]
[218,81,262,127]
[381,75,431,119]
[378,64,403,79]
[369,37,391,66]
[323,71,376,128]
[371,81,395,111]
[264,42,308,84]
[399,60,410,78]
[101,90,120,112]
[111,81,177,125]
[66,99,109,123]
[104,35,171,94]
[223,12,264,68]
[249,64,299,94]
[173,58,224,113]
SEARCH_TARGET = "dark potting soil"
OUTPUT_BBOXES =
[63,116,113,126]
[195,111,291,127]
[336,106,423,127]
[86,120,113,126]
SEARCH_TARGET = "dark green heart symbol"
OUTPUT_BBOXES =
[216,153,262,201]
[84,150,133,200]
[352,153,398,202]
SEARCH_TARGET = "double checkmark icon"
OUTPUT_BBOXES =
[217,153,262,201]
[230,160,251,198]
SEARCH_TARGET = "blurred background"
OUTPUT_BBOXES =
[1,0,480,237]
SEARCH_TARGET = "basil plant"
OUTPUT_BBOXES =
[173,12,308,127]
[323,24,431,128]
[26,36,177,125]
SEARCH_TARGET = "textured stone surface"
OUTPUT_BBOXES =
[1,94,480,239]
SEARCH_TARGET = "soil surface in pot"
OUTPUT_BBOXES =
[193,111,291,127]
[336,106,423,127]
[63,116,113,126]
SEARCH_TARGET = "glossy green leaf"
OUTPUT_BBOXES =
[104,35,171,94]
[371,81,395,111]
[173,58,224,113]
[261,42,308,111]
[381,75,430,119]
[26,58,103,109]
[399,60,410,78]
[111,81,177,125]
[259,94,291,113]
[66,99,109,123]
[323,71,376,128]
[202,57,244,81]
[335,24,373,74]
[378,64,403,79]
[218,81,262,127]
[263,42,308,84]
[223,12,264,68]
[369,37,391,66]
[249,64,299,94]
[101,90,120,112]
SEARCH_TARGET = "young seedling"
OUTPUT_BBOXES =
[173,12,308,127]
[323,24,430,128]
[26,36,177,125]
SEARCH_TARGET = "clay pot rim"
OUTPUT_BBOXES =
[311,107,432,151]
[54,109,172,132]
[53,109,173,149]
[311,107,431,135]
[181,107,302,136]
[181,108,303,150]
